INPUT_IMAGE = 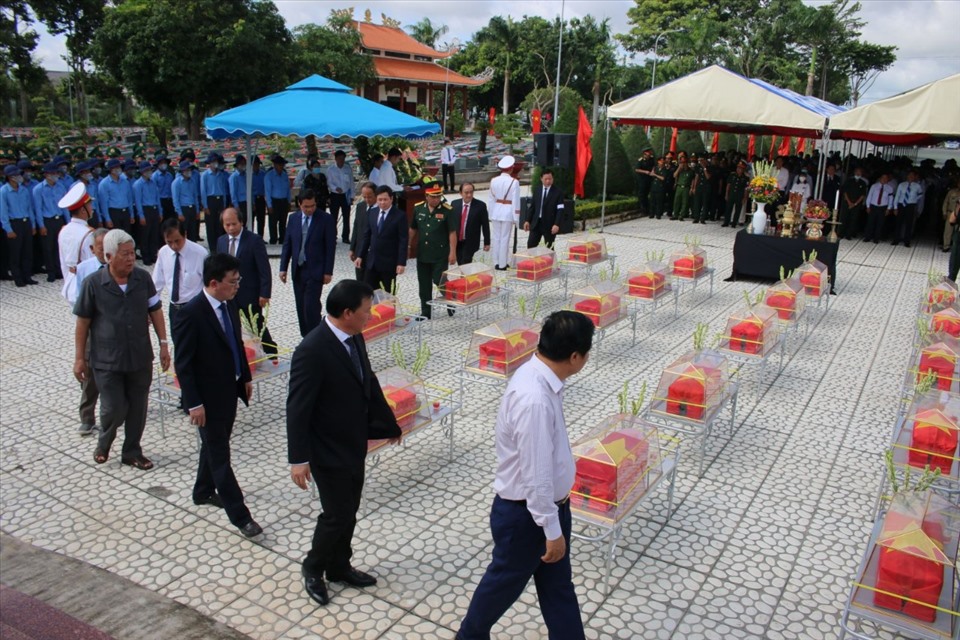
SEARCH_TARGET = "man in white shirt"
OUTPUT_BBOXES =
[325,150,354,244]
[377,148,403,193]
[487,156,520,270]
[458,310,594,640]
[57,182,96,304]
[892,169,924,248]
[440,138,457,193]
[153,217,209,330]
[368,154,383,186]
[863,173,895,244]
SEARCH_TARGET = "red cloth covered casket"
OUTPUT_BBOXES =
[571,431,649,513]
[729,319,764,354]
[445,273,494,303]
[575,296,621,328]
[799,271,824,297]
[382,385,419,429]
[909,409,958,475]
[932,311,960,338]
[874,513,947,623]
[766,292,797,321]
[918,348,956,391]
[568,242,604,264]
[517,256,554,281]
[362,303,396,340]
[628,273,666,299]
[479,330,539,375]
[666,366,721,420]
[672,255,704,278]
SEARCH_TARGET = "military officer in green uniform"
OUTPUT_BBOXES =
[723,161,750,227]
[649,156,669,220]
[411,179,457,319]
[672,155,695,221]
[690,155,711,224]
[634,149,655,216]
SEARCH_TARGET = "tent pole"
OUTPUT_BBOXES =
[815,129,830,200]
[600,118,610,232]
[245,136,254,231]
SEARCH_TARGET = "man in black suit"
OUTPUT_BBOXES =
[172,253,262,538]
[348,181,377,282]
[355,185,407,293]
[287,280,402,606]
[523,168,568,249]
[450,182,491,265]
[218,208,276,355]
[279,189,336,337]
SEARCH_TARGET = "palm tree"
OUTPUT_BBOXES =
[405,18,449,49]
[475,16,520,115]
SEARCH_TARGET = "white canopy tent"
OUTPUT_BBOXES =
[828,73,960,145]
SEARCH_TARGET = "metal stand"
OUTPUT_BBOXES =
[672,267,716,303]
[427,287,511,322]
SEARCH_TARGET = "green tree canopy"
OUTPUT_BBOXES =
[1,1,46,123]
[292,11,375,89]
[405,17,448,48]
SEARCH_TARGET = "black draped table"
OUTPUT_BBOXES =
[726,229,838,294]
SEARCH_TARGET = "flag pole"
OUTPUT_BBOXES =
[600,117,610,232]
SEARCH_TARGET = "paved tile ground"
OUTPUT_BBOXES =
[0,210,943,639]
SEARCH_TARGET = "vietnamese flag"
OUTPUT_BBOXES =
[488,108,496,135]
[531,109,541,134]
[769,135,777,160]
[747,134,756,158]
[574,106,593,198]
[711,132,719,153]
[669,128,678,153]
[778,136,792,156]
[796,137,806,154]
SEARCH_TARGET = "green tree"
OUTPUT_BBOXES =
[293,11,375,89]
[839,40,897,106]
[93,0,293,139]
[585,123,634,198]
[1,1,45,123]
[621,126,653,163]
[405,17,448,48]
[28,0,105,123]
[474,16,521,115]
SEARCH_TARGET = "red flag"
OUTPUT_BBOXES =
[710,132,720,153]
[768,135,777,160]
[669,128,678,153]
[778,136,792,156]
[574,106,593,198]
[531,109,541,134]
[796,137,806,154]
[488,108,496,135]
[747,134,756,158]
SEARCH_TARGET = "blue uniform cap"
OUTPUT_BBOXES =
[105,158,122,170]
[42,162,59,174]
[138,160,154,172]
[5,165,22,177]
[122,159,137,171]
[178,160,194,171]
[16,160,33,171]
[204,152,219,165]
[52,155,69,167]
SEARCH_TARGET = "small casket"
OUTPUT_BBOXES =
[917,340,960,392]
[931,307,960,338]
[441,263,495,303]
[655,350,730,421]
[471,317,541,376]
[907,395,960,475]
[561,234,608,264]
[362,290,398,341]
[377,367,427,431]
[670,245,707,279]
[515,246,557,282]
[722,305,779,356]
[874,491,958,623]
[571,281,626,328]
[923,279,958,314]
[796,259,828,297]
[570,415,662,520]
[765,279,806,322]
[627,262,668,299]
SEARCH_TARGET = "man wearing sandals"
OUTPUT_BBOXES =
[73,229,170,470]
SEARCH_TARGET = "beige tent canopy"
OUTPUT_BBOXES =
[607,65,844,138]
[828,73,960,145]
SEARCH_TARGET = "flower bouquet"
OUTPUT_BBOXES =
[804,199,830,221]
[747,160,780,205]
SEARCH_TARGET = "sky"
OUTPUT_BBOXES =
[29,0,960,106]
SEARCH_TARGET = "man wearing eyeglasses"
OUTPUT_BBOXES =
[172,252,261,538]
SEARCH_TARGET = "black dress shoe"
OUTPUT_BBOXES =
[303,571,330,605]
[905,242,911,248]
[238,520,263,538]
[46,275,57,283]
[327,567,377,587]
[447,307,455,317]
[15,281,26,288]
[25,279,38,285]
[193,494,224,508]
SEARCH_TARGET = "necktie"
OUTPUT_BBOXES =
[347,336,363,380]
[220,302,241,378]
[378,211,386,232]
[299,215,309,266]
[541,188,548,217]
[875,187,882,206]
[171,252,181,303]
[229,236,237,256]
[460,203,469,240]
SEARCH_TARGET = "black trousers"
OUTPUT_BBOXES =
[269,198,289,244]
[292,271,323,337]
[109,207,134,235]
[160,197,175,220]
[724,194,746,226]
[6,218,34,284]
[140,206,161,264]
[895,204,918,244]
[193,406,252,528]
[364,267,397,296]
[840,203,863,239]
[442,164,456,191]
[93,365,152,460]
[181,205,200,242]
[235,201,248,226]
[253,196,267,237]
[863,205,888,241]
[527,223,556,249]
[329,194,350,242]
[649,187,665,219]
[456,242,476,266]
[41,217,65,279]
[303,464,365,579]
[206,195,226,252]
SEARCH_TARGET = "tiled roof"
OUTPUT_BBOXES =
[355,21,451,59]
[372,58,487,87]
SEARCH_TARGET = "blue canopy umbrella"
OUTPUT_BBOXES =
[203,75,441,225]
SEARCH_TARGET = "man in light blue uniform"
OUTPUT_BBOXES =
[154,155,175,220]
[228,154,249,225]
[134,160,161,264]
[201,152,229,252]
[172,159,202,242]
[98,158,135,234]
[1,164,38,286]
[53,155,74,189]
[32,161,69,281]
[264,154,291,245]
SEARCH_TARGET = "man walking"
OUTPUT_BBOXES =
[326,150,354,244]
[458,311,594,640]
[287,280,402,606]
[280,189,336,337]
[349,182,377,282]
[173,252,262,538]
[153,218,208,330]
[355,185,407,294]
[219,207,275,354]
[451,182,490,265]
[410,180,456,318]
[523,168,567,249]
[265,155,291,245]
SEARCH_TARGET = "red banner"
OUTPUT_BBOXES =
[575,106,593,198]
[769,135,777,161]
[747,134,756,158]
[531,109,541,134]
[488,108,496,135]
[711,132,719,153]
[778,136,792,156]
[796,137,806,154]
[669,128,678,153]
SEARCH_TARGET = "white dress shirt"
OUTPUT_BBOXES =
[378,160,401,192]
[776,167,791,191]
[152,239,208,304]
[492,355,576,541]
[225,231,241,257]
[441,145,457,165]
[369,165,381,186]
[867,182,894,209]
[325,163,354,199]
[58,218,95,303]
[895,181,923,207]
[488,173,521,223]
